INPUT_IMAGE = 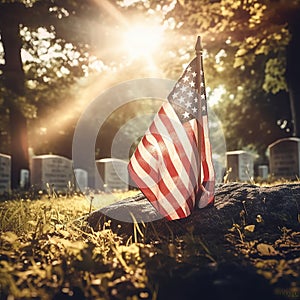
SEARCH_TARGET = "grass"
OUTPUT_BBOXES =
[0,191,151,300]
[0,186,299,300]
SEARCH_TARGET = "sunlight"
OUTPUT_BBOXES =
[122,24,164,60]
[209,85,226,106]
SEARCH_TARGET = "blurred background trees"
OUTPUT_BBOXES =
[160,0,300,162]
[0,0,106,187]
[1,0,299,187]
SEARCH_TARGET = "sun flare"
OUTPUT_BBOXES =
[122,24,164,59]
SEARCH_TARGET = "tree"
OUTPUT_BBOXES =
[0,0,104,188]
[169,0,300,133]
[129,0,300,153]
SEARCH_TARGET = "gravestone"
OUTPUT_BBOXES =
[0,153,11,194]
[95,158,128,192]
[74,168,88,192]
[226,150,254,182]
[268,137,300,179]
[31,155,73,192]
[20,169,30,189]
[212,154,226,183]
[258,165,268,180]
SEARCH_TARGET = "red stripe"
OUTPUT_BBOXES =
[128,161,171,217]
[151,121,192,215]
[134,140,159,180]
[157,177,186,219]
[200,125,209,181]
[142,136,158,161]
[202,117,214,183]
[160,108,198,185]
[151,113,196,212]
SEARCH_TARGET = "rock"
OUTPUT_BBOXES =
[87,183,300,240]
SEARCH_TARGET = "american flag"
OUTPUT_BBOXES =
[128,43,215,220]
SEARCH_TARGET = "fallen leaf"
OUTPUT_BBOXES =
[1,231,19,244]
[244,225,255,232]
[257,243,278,256]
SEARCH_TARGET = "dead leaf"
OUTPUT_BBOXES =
[257,243,278,256]
[1,231,19,244]
[244,225,255,232]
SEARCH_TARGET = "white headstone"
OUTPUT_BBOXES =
[226,150,254,182]
[96,158,128,192]
[31,155,73,192]
[268,137,300,179]
[74,168,88,192]
[20,169,30,189]
[0,153,11,194]
[258,165,269,180]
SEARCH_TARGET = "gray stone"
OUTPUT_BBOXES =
[20,169,30,189]
[0,153,11,194]
[95,158,128,192]
[226,151,254,182]
[212,153,226,183]
[258,165,268,179]
[88,183,300,239]
[74,168,88,192]
[268,137,300,179]
[31,155,73,192]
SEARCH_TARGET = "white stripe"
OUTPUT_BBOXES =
[203,117,215,180]
[132,137,186,217]
[154,104,199,184]
[137,136,159,173]
[146,133,189,208]
[153,117,197,207]
[147,126,193,215]
[162,103,199,177]
[130,153,157,189]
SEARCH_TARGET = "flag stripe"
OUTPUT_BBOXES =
[148,124,194,215]
[129,135,192,218]
[128,162,172,218]
[129,151,157,188]
[128,49,215,220]
[159,103,199,179]
[134,144,158,180]
[152,104,198,210]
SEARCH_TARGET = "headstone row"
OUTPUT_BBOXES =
[225,137,300,182]
[1,136,299,194]
[0,154,130,194]
[31,155,130,193]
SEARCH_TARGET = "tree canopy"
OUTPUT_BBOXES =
[138,0,300,159]
[0,0,108,186]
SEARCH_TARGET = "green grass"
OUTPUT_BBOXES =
[0,188,299,300]
[0,192,152,300]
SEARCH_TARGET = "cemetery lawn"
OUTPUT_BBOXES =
[0,190,299,300]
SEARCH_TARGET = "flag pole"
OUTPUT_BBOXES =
[195,36,202,196]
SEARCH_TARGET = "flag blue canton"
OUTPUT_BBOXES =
[168,58,208,123]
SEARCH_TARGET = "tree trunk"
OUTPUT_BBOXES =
[286,17,300,137]
[1,4,29,189]
[8,104,29,189]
